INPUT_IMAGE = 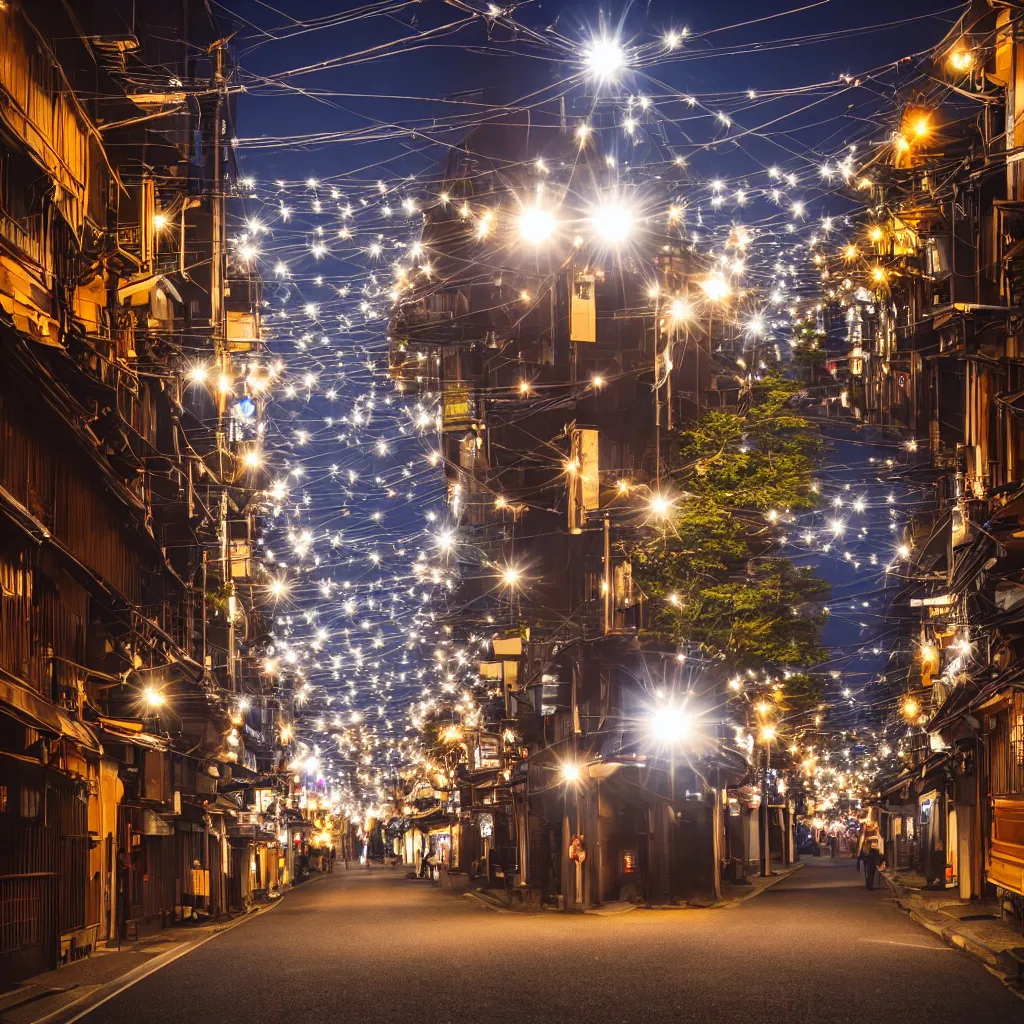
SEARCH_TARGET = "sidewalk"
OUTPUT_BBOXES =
[0,877,324,1024]
[462,863,804,915]
[882,870,1024,998]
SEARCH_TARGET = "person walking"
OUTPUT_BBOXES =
[864,838,885,891]
[829,833,839,859]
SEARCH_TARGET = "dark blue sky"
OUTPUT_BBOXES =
[220,0,959,789]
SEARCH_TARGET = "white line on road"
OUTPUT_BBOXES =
[29,900,284,1024]
[861,939,952,950]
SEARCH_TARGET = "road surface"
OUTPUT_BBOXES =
[81,858,1021,1023]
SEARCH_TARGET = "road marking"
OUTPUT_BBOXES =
[28,901,283,1024]
[861,939,951,950]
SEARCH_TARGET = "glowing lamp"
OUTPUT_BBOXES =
[583,36,626,81]
[561,762,582,783]
[669,298,692,321]
[144,687,165,709]
[650,704,691,743]
[518,206,555,244]
[649,494,672,518]
[590,202,634,244]
[699,275,730,302]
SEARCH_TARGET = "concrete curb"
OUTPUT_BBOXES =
[461,891,518,915]
[17,881,310,1024]
[583,902,637,917]
[460,864,805,917]
[720,863,805,908]
[883,881,1023,1002]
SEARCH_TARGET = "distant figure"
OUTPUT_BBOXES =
[829,834,839,859]
[864,840,885,890]
[329,846,336,872]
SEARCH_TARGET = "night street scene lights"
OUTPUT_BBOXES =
[518,205,556,245]
[6,2,1024,1020]
[581,35,628,82]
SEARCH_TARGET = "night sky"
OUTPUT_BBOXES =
[217,0,959,803]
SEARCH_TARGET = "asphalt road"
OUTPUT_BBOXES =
[81,858,1021,1023]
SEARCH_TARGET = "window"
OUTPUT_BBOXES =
[20,785,40,819]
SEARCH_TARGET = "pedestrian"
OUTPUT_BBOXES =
[829,833,839,859]
[864,839,885,891]
[327,846,335,872]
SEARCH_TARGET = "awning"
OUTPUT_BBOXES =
[95,715,168,751]
[0,676,100,753]
[117,273,164,304]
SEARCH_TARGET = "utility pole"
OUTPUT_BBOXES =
[653,295,661,490]
[602,515,612,635]
[209,39,236,693]
[760,741,772,877]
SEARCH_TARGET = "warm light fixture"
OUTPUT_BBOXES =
[590,201,635,244]
[948,49,973,71]
[650,703,691,743]
[583,36,626,81]
[669,298,692,321]
[518,206,555,244]
[649,494,672,518]
[144,687,165,709]
[699,275,730,302]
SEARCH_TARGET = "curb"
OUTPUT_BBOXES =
[887,890,1023,1002]
[722,863,804,907]
[461,891,518,915]
[21,888,294,1024]
[461,864,805,916]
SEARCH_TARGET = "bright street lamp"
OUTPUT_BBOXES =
[518,206,555,245]
[649,493,672,518]
[500,565,521,588]
[650,704,691,743]
[583,36,626,81]
[590,201,635,244]
[669,298,693,322]
[700,275,731,302]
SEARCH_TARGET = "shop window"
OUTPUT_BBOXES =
[622,850,635,873]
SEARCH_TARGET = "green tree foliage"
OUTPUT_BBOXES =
[789,315,828,380]
[634,374,829,694]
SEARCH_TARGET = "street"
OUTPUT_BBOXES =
[81,859,1021,1024]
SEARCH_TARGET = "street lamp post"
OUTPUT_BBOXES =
[759,725,776,877]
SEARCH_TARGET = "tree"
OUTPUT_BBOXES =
[634,374,829,704]
[789,315,828,383]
